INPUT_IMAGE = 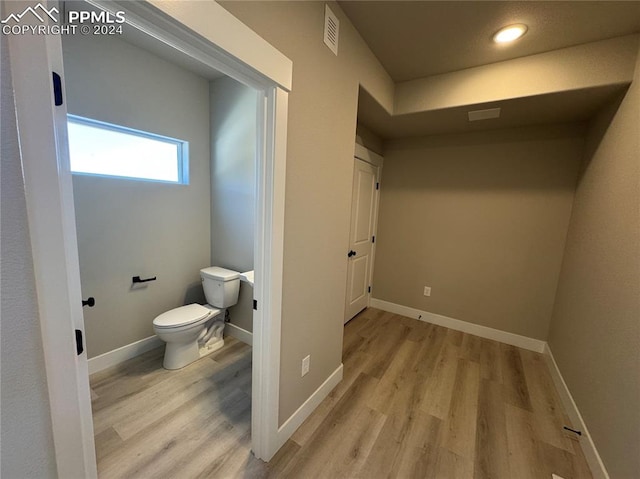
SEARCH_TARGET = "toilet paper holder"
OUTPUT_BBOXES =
[132,275,157,283]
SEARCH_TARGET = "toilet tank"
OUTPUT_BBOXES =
[200,266,240,308]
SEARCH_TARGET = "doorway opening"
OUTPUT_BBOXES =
[8,0,290,475]
[344,142,383,325]
[61,23,260,473]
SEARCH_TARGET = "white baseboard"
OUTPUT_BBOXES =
[543,344,609,479]
[225,323,253,346]
[370,298,605,477]
[370,298,546,353]
[89,323,254,375]
[276,363,343,449]
[88,335,164,375]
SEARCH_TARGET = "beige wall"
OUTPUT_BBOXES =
[210,76,256,332]
[374,125,585,340]
[548,46,640,478]
[63,33,211,357]
[356,122,383,155]
[1,33,57,478]
[219,0,394,424]
[395,35,639,115]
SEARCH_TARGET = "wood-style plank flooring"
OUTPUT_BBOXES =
[90,337,257,478]
[91,308,592,478]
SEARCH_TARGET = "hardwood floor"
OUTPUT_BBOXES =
[91,309,592,478]
[90,337,256,478]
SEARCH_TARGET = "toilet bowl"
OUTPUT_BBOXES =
[153,266,240,370]
[153,304,221,369]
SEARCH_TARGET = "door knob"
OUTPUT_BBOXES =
[347,250,356,258]
[82,297,95,307]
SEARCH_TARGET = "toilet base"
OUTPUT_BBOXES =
[162,337,225,370]
[199,337,224,357]
[163,340,201,370]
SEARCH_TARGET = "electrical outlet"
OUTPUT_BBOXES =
[423,286,431,297]
[301,355,310,377]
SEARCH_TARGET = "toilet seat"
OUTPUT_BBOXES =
[153,304,218,329]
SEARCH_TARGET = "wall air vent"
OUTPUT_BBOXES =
[324,5,339,56]
[468,107,501,122]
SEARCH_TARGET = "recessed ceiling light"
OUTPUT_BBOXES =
[493,24,528,44]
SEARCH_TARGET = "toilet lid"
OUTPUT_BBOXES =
[153,304,213,328]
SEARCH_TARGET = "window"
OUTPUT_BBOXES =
[67,115,189,184]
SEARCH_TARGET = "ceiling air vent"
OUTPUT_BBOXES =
[324,5,339,56]
[468,107,501,122]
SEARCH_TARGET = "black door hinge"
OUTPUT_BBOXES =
[368,286,371,293]
[75,329,84,355]
[52,72,63,106]
[253,299,258,310]
[372,235,375,243]
[376,182,379,190]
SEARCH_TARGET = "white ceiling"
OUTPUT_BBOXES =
[339,1,640,82]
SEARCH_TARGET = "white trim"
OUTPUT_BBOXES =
[354,143,384,168]
[86,0,291,91]
[251,86,288,461]
[368,299,606,477]
[87,0,274,92]
[87,336,163,375]
[368,157,381,310]
[146,0,292,91]
[11,0,291,471]
[87,326,255,374]
[276,364,344,448]
[225,323,253,346]
[345,145,383,322]
[7,1,97,475]
[543,345,609,479]
[370,298,546,353]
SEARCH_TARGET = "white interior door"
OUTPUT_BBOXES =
[345,158,379,323]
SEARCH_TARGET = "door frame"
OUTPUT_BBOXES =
[7,1,291,475]
[345,143,384,320]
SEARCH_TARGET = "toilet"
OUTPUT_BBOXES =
[153,266,240,370]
